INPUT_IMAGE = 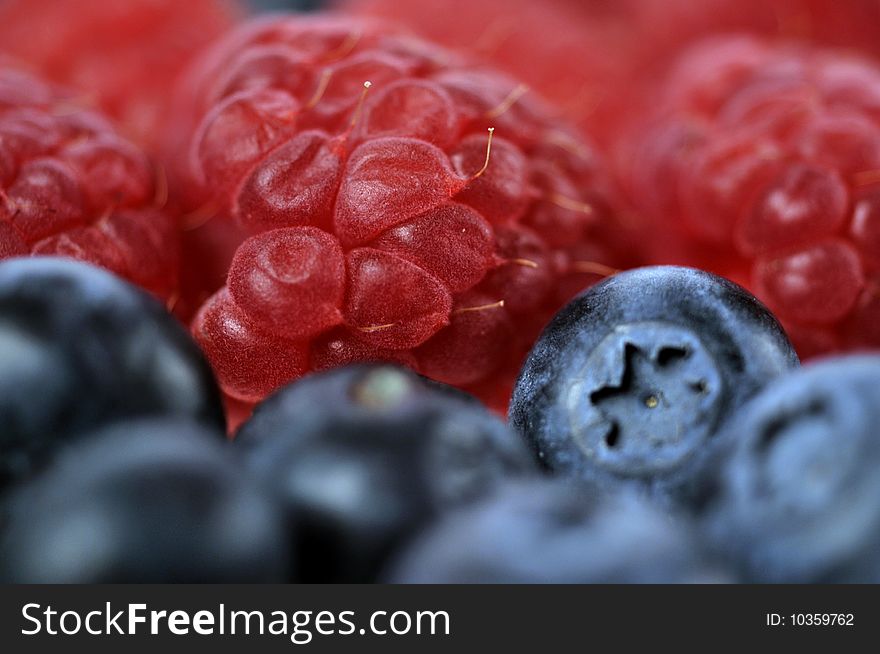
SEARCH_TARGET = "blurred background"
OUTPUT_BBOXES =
[248,0,324,9]
[3,0,879,152]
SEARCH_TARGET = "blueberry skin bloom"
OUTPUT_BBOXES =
[510,266,799,504]
[384,479,730,583]
[0,257,224,492]
[0,419,289,583]
[236,364,536,583]
[704,356,880,583]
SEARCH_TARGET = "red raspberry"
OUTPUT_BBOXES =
[343,0,880,149]
[0,61,178,299]
[619,35,880,358]
[0,0,239,150]
[171,15,632,423]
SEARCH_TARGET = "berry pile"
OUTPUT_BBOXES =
[1,3,880,587]
[170,14,632,420]
[0,62,178,299]
[511,267,880,582]
[620,36,880,357]
[2,256,880,583]
[0,0,239,149]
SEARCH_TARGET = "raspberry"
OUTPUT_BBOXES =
[172,15,632,422]
[0,62,178,299]
[0,0,238,149]
[619,36,880,357]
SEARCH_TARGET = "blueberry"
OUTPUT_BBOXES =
[0,257,224,492]
[384,478,729,583]
[703,355,880,582]
[510,266,798,505]
[235,364,536,582]
[0,419,289,582]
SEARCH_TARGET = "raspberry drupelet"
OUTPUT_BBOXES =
[172,14,633,422]
[619,36,880,358]
[0,61,178,299]
[0,0,239,150]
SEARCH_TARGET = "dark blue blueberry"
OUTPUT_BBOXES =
[235,364,536,582]
[703,355,880,583]
[384,479,730,583]
[0,419,289,582]
[0,257,224,492]
[510,266,798,505]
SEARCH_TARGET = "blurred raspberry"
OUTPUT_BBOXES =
[0,61,178,299]
[169,14,636,423]
[618,35,880,358]
[0,0,240,150]
[342,0,880,149]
